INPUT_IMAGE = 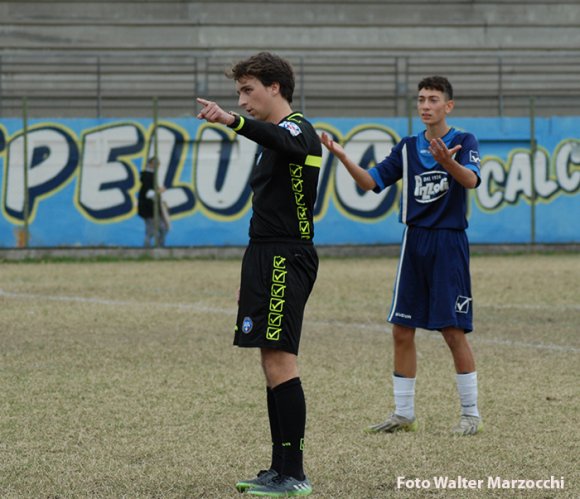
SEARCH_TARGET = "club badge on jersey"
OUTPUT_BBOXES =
[279,121,302,137]
[469,150,480,164]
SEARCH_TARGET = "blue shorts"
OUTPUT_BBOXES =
[388,226,473,333]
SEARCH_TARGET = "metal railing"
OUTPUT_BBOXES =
[1,51,580,118]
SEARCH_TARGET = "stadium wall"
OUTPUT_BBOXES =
[1,1,580,117]
[1,115,579,247]
[2,1,579,52]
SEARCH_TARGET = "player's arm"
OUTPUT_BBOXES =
[429,138,479,189]
[231,116,313,159]
[196,97,312,159]
[321,132,377,191]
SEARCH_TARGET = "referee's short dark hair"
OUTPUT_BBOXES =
[227,52,295,103]
[418,76,453,101]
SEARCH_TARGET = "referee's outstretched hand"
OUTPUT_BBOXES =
[196,98,235,126]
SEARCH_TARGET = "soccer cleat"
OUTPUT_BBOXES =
[236,469,280,493]
[365,413,418,433]
[246,474,312,497]
[452,415,483,436]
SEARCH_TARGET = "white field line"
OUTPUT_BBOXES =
[352,322,580,354]
[1,288,579,354]
[477,302,580,311]
[0,288,236,315]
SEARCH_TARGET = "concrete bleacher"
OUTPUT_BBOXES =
[1,0,579,118]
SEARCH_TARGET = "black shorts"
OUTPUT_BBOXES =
[234,240,319,355]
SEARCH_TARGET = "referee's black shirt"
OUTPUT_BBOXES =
[228,112,322,242]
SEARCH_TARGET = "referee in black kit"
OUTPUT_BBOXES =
[197,52,321,497]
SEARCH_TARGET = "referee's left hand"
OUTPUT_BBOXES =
[196,98,235,126]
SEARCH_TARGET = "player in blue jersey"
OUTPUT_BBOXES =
[321,76,483,436]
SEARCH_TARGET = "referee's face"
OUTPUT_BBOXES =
[235,76,277,123]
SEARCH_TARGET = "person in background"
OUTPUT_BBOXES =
[137,157,168,247]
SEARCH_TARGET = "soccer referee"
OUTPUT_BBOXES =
[197,52,321,497]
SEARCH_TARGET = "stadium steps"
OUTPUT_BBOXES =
[1,1,579,117]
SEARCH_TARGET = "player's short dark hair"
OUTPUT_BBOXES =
[418,76,453,100]
[227,52,295,103]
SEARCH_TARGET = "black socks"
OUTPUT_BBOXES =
[268,377,306,481]
[266,386,283,473]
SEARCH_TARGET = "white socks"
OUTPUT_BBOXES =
[392,372,480,420]
[456,372,480,418]
[393,374,416,420]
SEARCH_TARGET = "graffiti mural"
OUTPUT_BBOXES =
[0,117,578,247]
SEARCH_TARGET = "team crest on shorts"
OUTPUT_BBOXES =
[242,316,254,334]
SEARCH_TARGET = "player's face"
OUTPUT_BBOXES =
[235,76,278,122]
[417,88,454,126]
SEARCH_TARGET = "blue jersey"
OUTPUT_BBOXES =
[368,128,481,230]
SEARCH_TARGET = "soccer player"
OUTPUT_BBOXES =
[321,76,483,436]
[197,52,321,496]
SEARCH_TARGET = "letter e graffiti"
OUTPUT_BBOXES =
[77,123,144,221]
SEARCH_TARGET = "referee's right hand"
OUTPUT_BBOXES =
[196,98,235,126]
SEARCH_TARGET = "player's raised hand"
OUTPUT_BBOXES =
[429,137,462,165]
[320,132,346,159]
[196,98,235,126]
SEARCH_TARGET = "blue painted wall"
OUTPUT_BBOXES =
[1,117,578,247]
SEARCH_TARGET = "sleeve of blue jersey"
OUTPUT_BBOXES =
[369,168,385,192]
[369,141,404,193]
[457,133,482,180]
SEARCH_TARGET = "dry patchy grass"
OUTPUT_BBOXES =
[0,254,578,498]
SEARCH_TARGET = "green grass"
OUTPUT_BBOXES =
[0,255,578,497]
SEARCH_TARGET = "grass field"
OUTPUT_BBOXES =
[0,253,578,498]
